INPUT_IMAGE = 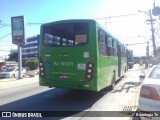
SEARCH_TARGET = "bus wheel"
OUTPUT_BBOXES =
[110,73,116,90]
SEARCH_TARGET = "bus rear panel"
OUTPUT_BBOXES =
[39,20,99,91]
[39,19,127,91]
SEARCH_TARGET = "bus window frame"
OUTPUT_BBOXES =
[42,22,89,47]
[98,28,117,57]
[98,28,107,56]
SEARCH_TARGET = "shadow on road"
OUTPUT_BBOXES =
[111,81,142,93]
[0,87,112,120]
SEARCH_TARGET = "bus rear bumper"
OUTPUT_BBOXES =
[39,79,98,91]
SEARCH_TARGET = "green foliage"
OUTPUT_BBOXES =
[8,52,18,61]
[25,58,39,70]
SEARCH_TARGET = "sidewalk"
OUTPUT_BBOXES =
[0,75,39,91]
[82,65,150,120]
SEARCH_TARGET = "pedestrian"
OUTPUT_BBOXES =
[139,60,143,67]
[145,60,149,68]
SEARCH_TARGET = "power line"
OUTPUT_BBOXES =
[27,22,43,26]
[95,13,139,19]
[109,13,139,18]
[0,22,43,28]
[0,33,11,41]
[0,50,10,52]
[125,42,148,46]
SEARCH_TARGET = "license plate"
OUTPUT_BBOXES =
[59,74,69,79]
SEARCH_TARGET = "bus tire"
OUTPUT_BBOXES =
[110,72,116,90]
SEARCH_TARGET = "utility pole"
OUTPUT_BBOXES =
[138,10,157,57]
[148,10,157,57]
[146,41,150,61]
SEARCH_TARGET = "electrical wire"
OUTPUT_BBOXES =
[0,33,11,41]
[125,42,148,46]
[0,22,43,28]
[0,50,10,52]
[95,13,139,19]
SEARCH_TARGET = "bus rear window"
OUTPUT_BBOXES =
[43,23,88,47]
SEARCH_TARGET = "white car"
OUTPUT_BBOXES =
[0,67,26,78]
[138,65,160,120]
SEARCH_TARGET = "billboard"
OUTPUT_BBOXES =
[11,16,25,45]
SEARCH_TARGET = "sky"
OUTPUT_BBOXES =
[0,0,160,57]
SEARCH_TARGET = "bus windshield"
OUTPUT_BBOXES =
[43,22,89,47]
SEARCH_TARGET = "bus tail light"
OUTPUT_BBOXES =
[84,59,94,81]
[39,59,45,77]
[140,86,160,101]
[87,68,92,73]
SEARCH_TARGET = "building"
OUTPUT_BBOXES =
[21,35,40,65]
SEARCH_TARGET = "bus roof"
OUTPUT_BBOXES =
[41,19,95,26]
[95,20,127,48]
[41,19,127,48]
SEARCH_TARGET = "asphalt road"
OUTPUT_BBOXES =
[0,65,144,120]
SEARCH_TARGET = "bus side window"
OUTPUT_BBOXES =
[122,46,126,57]
[107,47,111,56]
[124,48,127,57]
[98,29,106,56]
[106,37,114,56]
[105,34,108,45]
[113,40,117,56]
[62,38,67,46]
[98,30,105,44]
[121,46,125,57]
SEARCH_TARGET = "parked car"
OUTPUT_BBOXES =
[139,65,160,120]
[25,67,39,77]
[0,67,26,79]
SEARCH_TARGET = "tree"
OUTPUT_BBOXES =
[25,58,39,70]
[8,52,18,61]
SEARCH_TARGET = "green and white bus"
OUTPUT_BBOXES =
[39,19,127,91]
